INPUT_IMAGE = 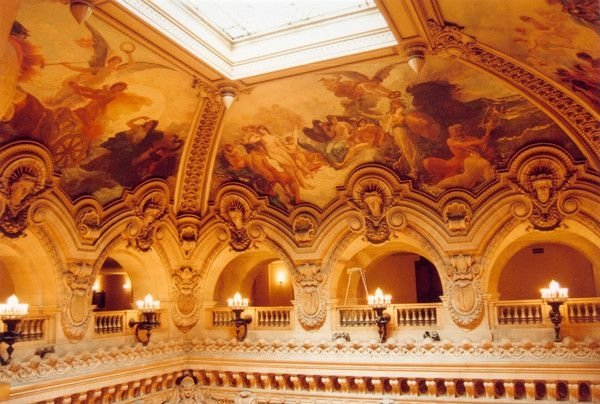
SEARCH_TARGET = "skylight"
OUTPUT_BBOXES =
[190,0,376,41]
[115,0,396,79]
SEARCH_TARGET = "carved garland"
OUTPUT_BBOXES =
[427,21,600,167]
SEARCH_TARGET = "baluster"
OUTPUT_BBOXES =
[593,304,599,322]
[584,303,591,322]
[417,308,423,325]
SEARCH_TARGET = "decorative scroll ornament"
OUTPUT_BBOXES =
[75,204,101,243]
[443,200,472,233]
[124,189,168,252]
[61,261,95,342]
[510,153,578,231]
[351,178,404,244]
[292,214,317,245]
[293,263,326,329]
[445,255,483,327]
[171,266,201,333]
[218,194,260,252]
[0,143,54,238]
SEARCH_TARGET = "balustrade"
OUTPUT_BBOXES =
[494,301,544,325]
[93,311,127,335]
[338,303,440,328]
[256,307,292,328]
[14,317,46,341]
[567,298,600,323]
[493,297,600,327]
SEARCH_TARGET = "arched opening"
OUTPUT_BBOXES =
[498,242,597,300]
[339,249,442,305]
[214,254,293,307]
[92,257,134,311]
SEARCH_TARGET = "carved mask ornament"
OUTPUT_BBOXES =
[61,261,96,342]
[293,263,327,329]
[512,157,577,231]
[124,190,168,252]
[171,266,201,333]
[0,162,52,238]
[445,255,483,327]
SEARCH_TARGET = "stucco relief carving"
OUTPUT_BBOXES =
[217,194,263,252]
[0,144,54,238]
[350,178,404,244]
[442,200,472,233]
[510,154,578,231]
[171,266,201,333]
[292,214,317,245]
[61,260,96,342]
[178,85,223,214]
[445,255,483,327]
[75,205,101,243]
[427,21,600,166]
[293,263,327,329]
[124,189,169,252]
[178,222,200,258]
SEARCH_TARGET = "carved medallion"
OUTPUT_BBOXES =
[171,266,201,333]
[61,261,95,342]
[445,255,483,327]
[124,187,169,252]
[292,214,317,245]
[293,263,326,329]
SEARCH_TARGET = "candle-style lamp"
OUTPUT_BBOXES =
[228,292,252,342]
[540,280,569,342]
[129,294,160,345]
[0,294,29,365]
[368,288,392,343]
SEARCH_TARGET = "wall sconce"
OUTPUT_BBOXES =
[276,271,286,285]
[368,288,391,343]
[227,292,252,342]
[70,0,94,24]
[541,280,568,342]
[219,85,237,110]
[129,294,160,346]
[0,295,28,365]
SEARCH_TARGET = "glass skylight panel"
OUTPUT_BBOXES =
[190,0,376,40]
[114,0,395,78]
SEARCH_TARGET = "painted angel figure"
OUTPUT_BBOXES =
[44,22,172,108]
[319,63,400,117]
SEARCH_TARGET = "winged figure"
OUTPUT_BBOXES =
[319,63,400,117]
[45,22,173,107]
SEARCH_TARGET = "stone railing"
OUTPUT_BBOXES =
[337,303,441,328]
[492,297,600,326]
[93,310,128,335]
[567,297,600,323]
[13,316,46,341]
[255,307,293,329]
[493,301,544,326]
[209,306,294,329]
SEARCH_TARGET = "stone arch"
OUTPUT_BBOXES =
[0,230,59,308]
[484,218,600,298]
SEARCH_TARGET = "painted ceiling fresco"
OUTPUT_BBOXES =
[441,0,600,112]
[213,55,583,211]
[0,0,198,204]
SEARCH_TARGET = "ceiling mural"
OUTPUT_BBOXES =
[0,0,197,204]
[440,0,600,112]
[212,55,582,211]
